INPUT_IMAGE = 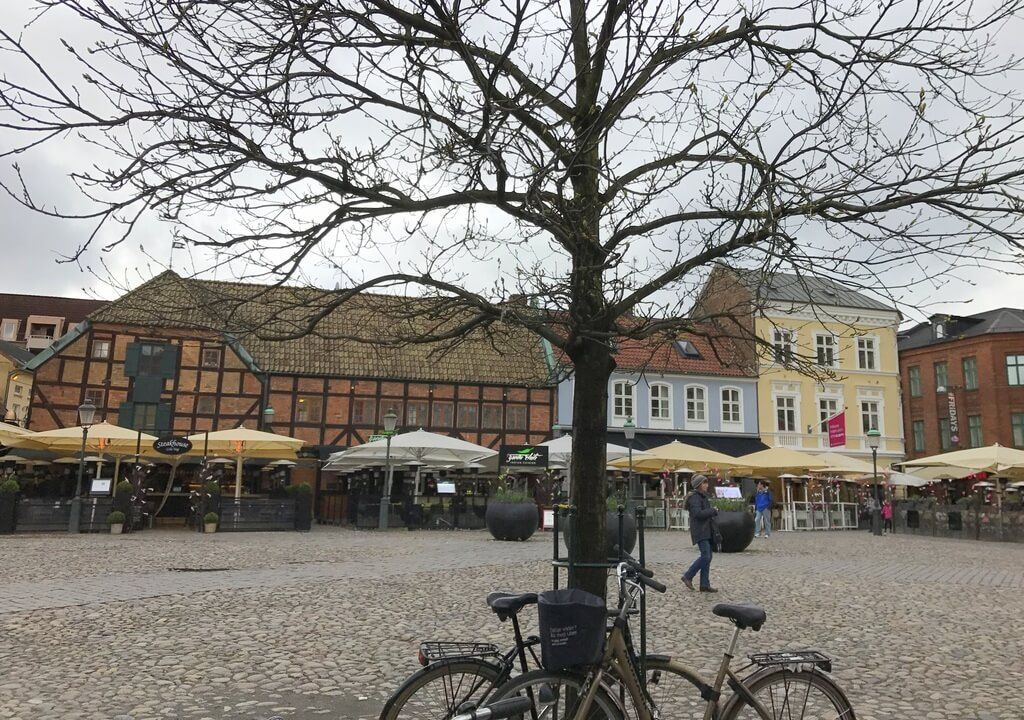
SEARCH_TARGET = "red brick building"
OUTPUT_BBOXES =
[898,308,1024,458]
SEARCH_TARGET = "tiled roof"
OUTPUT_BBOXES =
[730,268,896,313]
[0,340,36,366]
[898,307,1024,351]
[89,272,552,386]
[0,293,106,340]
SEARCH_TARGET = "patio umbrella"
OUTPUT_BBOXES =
[814,451,877,476]
[903,465,976,481]
[732,447,830,474]
[324,429,496,469]
[608,440,735,473]
[848,471,929,488]
[8,422,158,455]
[185,428,305,499]
[902,444,1024,477]
[0,421,34,447]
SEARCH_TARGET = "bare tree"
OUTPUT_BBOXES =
[3,0,1024,596]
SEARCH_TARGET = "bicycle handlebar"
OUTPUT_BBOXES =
[452,696,533,720]
[611,546,666,593]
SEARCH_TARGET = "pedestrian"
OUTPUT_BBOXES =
[753,481,772,538]
[881,498,893,534]
[681,474,719,593]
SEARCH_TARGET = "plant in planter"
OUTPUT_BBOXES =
[286,482,313,531]
[0,478,20,534]
[485,487,537,541]
[203,511,219,534]
[107,510,126,535]
[710,498,755,553]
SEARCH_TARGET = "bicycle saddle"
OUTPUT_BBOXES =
[712,603,767,631]
[486,592,538,619]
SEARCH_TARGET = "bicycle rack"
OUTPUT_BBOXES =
[551,503,649,689]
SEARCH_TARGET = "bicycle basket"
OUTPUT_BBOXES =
[537,588,606,670]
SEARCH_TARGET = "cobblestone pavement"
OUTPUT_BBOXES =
[0,528,1022,720]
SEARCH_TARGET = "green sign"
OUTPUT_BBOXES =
[369,431,397,443]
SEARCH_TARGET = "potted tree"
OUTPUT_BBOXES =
[485,487,538,541]
[287,482,313,531]
[0,478,19,534]
[108,510,126,535]
[203,512,219,534]
[711,498,756,553]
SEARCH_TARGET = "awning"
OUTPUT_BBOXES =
[605,432,767,457]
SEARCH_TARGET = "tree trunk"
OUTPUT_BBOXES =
[568,338,615,599]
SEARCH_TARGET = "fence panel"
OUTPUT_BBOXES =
[219,498,296,531]
[15,498,72,533]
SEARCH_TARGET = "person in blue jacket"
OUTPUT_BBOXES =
[754,481,772,538]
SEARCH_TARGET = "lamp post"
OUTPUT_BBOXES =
[867,428,882,536]
[262,405,275,429]
[377,408,399,530]
[68,402,97,533]
[623,416,636,505]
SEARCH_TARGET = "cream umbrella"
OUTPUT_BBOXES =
[0,421,34,447]
[608,440,735,473]
[185,428,304,498]
[8,422,158,455]
[814,451,877,476]
[732,447,830,474]
[902,444,1024,476]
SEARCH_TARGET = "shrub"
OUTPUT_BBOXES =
[607,495,626,511]
[711,498,750,512]
[107,511,126,524]
[285,482,312,495]
[205,481,221,496]
[116,480,133,495]
[203,512,219,524]
[490,488,532,504]
[0,479,20,495]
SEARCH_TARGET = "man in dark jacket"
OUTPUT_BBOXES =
[682,474,719,593]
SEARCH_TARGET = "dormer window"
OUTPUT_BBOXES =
[934,323,945,339]
[675,340,701,359]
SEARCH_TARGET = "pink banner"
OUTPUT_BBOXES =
[827,412,846,448]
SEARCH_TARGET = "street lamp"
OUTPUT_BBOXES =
[68,401,97,533]
[867,428,882,536]
[623,416,636,504]
[262,405,275,427]
[377,408,399,530]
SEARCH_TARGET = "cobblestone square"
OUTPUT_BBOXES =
[0,528,1021,720]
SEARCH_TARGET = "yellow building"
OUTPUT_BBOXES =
[0,342,35,427]
[695,268,905,465]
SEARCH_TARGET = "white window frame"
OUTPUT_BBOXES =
[0,319,18,341]
[612,380,634,423]
[92,339,111,359]
[720,386,743,431]
[856,335,879,371]
[649,382,672,427]
[817,395,842,434]
[775,395,798,433]
[772,329,796,366]
[684,384,708,431]
[814,333,838,368]
[860,399,882,435]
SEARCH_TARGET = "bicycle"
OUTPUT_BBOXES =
[476,554,856,720]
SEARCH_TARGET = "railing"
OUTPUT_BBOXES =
[218,498,296,531]
[15,498,72,532]
[783,501,858,531]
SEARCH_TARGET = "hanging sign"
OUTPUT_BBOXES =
[947,393,960,445]
[827,412,846,448]
[500,444,549,468]
[152,437,193,455]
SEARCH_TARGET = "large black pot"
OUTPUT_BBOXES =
[564,510,637,558]
[294,497,312,532]
[485,502,538,541]
[0,494,15,534]
[716,510,755,553]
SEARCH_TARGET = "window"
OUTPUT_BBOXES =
[12,385,22,397]
[1013,413,1024,448]
[138,344,166,375]
[196,396,216,414]
[201,348,221,368]
[685,386,706,422]
[352,398,376,424]
[860,401,880,434]
[934,323,945,339]
[612,381,633,420]
[938,417,952,451]
[84,388,104,407]
[934,362,948,391]
[650,384,671,421]
[772,329,795,365]
[406,401,429,427]
[457,403,479,428]
[857,337,877,370]
[912,420,926,452]
[1007,355,1024,386]
[908,367,921,397]
[432,402,453,427]
[506,405,527,430]
[776,396,797,432]
[815,334,837,367]
[721,388,741,425]
[0,319,17,341]
[296,396,322,423]
[675,340,700,358]
[133,403,158,431]
[92,340,111,359]
[959,357,978,391]
[967,415,983,448]
[482,404,503,428]
[818,397,839,433]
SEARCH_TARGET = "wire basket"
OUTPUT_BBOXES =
[419,641,502,663]
[748,650,832,673]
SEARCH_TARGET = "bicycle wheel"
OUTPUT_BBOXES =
[638,656,710,719]
[488,668,624,719]
[720,667,856,720]
[379,658,504,720]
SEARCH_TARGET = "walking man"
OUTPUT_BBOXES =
[754,481,772,538]
[682,474,719,593]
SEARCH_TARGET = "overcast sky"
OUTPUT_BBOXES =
[1,1,1021,329]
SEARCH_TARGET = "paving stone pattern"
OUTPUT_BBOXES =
[0,529,1021,720]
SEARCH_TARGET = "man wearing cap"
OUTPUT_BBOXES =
[681,474,719,593]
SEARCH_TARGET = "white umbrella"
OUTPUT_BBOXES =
[325,429,496,468]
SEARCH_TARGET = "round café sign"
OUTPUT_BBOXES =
[153,437,193,455]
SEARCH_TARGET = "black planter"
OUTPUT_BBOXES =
[564,511,637,558]
[485,502,538,541]
[0,494,16,534]
[716,510,755,553]
[294,497,312,532]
